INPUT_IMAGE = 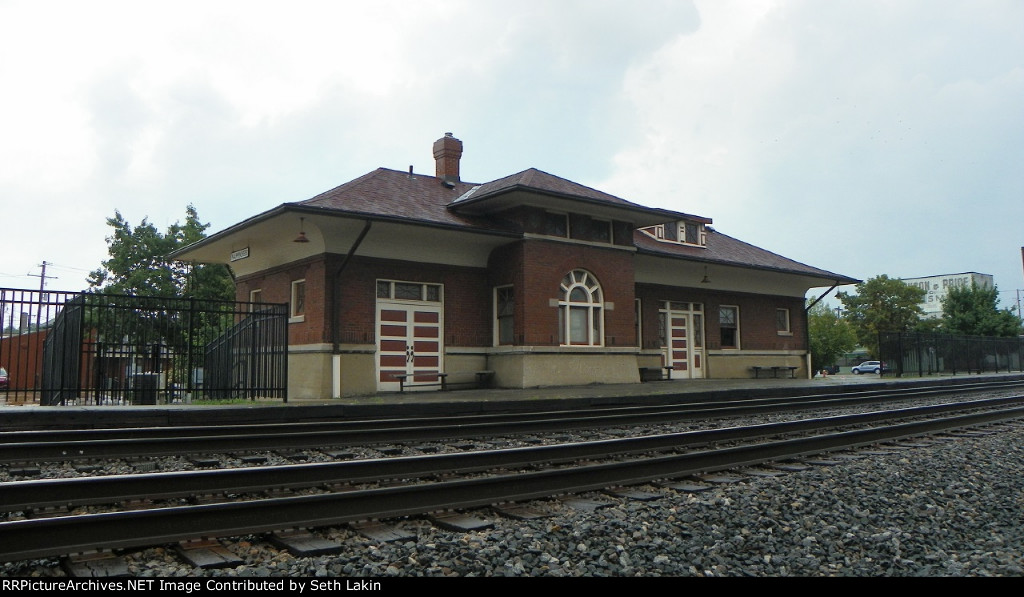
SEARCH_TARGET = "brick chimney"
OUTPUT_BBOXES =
[433,132,463,184]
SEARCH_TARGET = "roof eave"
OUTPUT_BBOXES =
[170,203,522,263]
[635,246,860,287]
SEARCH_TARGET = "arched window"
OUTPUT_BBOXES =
[558,270,604,346]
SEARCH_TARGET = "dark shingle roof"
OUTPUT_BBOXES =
[296,168,498,230]
[453,168,639,207]
[279,166,853,283]
[634,228,858,282]
[449,168,710,224]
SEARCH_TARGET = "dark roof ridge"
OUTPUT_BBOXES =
[448,167,713,227]
[458,167,644,207]
[297,167,477,206]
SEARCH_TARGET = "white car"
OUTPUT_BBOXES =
[851,361,885,374]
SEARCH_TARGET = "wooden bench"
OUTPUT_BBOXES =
[393,373,448,392]
[393,371,494,392]
[639,366,675,382]
[751,366,798,379]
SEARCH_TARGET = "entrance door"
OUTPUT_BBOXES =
[661,302,705,379]
[376,281,444,392]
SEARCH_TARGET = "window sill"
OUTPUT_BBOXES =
[289,315,305,324]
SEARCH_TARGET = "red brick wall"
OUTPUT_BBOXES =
[333,256,492,347]
[516,240,636,347]
[487,242,525,344]
[233,247,804,354]
[238,254,491,348]
[636,284,806,351]
[235,256,328,346]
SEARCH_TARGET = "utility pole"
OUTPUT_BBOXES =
[27,262,59,326]
[27,261,58,295]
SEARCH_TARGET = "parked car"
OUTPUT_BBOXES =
[0,367,8,390]
[851,360,887,374]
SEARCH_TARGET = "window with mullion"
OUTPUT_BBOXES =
[719,305,739,349]
[495,286,514,345]
[558,270,604,346]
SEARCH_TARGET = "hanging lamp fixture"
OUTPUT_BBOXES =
[293,217,310,243]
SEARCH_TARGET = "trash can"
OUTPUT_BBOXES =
[132,373,158,405]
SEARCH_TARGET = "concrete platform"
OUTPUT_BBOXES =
[2,372,1022,430]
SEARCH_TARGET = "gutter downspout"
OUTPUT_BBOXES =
[331,221,373,397]
[804,280,843,378]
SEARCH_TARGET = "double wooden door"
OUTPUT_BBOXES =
[376,301,443,392]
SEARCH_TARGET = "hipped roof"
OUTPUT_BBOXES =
[174,166,857,285]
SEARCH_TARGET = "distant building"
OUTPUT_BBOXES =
[901,272,994,318]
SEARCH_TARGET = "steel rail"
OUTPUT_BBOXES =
[4,382,1024,464]
[4,378,1023,442]
[4,395,1024,512]
[2,404,1023,563]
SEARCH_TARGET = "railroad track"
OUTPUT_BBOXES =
[4,378,1024,464]
[3,395,1024,565]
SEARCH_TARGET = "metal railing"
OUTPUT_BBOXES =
[1,288,287,405]
[879,331,1024,376]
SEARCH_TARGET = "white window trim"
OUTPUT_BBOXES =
[376,279,444,304]
[249,289,263,312]
[494,285,515,346]
[289,279,306,323]
[558,269,604,347]
[719,304,740,349]
[639,220,708,247]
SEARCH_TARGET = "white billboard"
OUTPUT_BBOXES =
[901,272,994,318]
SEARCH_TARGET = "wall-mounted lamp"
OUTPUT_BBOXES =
[293,217,310,243]
[700,265,711,284]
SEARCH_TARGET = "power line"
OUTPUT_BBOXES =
[26,261,59,293]
[45,262,92,273]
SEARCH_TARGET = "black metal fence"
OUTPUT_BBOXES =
[1,288,288,405]
[879,331,1024,376]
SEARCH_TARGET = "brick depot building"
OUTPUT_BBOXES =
[174,134,858,398]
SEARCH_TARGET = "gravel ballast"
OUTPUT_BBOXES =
[4,420,1023,577]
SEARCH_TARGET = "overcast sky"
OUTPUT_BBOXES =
[2,0,1022,312]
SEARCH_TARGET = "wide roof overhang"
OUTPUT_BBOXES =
[170,204,519,278]
[634,250,859,298]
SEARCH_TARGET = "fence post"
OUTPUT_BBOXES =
[916,332,923,377]
[896,332,903,377]
[187,297,195,402]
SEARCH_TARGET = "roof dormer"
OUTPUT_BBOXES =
[640,219,708,248]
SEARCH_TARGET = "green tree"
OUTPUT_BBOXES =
[83,206,236,399]
[88,205,233,301]
[838,275,926,358]
[940,282,1022,337]
[807,299,857,374]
